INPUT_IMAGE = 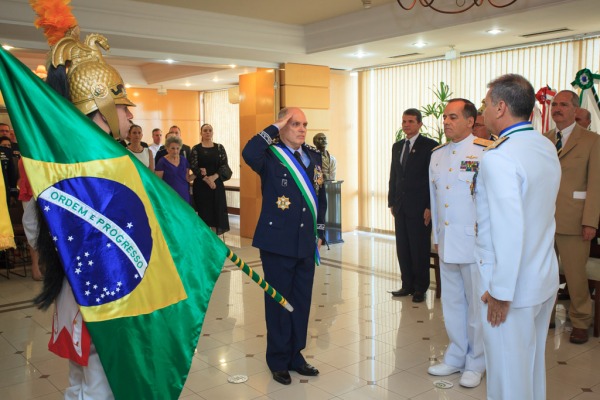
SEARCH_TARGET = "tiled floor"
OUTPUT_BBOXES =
[1,216,599,399]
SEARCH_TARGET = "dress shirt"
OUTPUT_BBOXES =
[557,122,576,148]
[401,134,420,162]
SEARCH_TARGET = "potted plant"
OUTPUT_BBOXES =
[395,81,452,143]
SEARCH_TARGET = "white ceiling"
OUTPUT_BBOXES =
[0,0,599,91]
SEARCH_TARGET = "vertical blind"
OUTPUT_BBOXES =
[361,37,600,232]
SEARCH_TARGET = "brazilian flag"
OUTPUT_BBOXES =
[0,47,227,398]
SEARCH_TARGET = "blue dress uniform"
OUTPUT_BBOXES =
[429,134,485,376]
[242,125,327,373]
[474,122,560,400]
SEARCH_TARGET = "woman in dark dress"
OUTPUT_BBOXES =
[190,124,232,234]
[155,136,193,203]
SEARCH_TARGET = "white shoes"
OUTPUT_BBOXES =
[459,370,483,388]
[428,364,483,388]
[427,363,461,376]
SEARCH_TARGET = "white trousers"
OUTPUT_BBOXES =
[481,294,555,400]
[65,343,114,400]
[440,260,485,373]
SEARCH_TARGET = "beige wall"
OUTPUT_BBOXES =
[127,88,200,147]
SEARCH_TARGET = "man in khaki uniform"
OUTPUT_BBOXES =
[544,90,600,344]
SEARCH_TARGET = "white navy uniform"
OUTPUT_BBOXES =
[474,122,560,400]
[429,134,485,374]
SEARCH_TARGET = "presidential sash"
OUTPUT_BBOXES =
[269,144,320,264]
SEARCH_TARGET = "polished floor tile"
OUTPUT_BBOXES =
[0,217,599,399]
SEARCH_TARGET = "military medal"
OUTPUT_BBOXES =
[470,171,478,198]
[461,160,479,172]
[313,165,324,191]
[276,196,291,210]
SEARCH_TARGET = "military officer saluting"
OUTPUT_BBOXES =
[242,107,327,386]
[427,99,486,388]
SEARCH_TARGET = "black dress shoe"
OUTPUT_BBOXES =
[272,370,291,385]
[391,288,414,297]
[412,292,425,303]
[293,363,319,376]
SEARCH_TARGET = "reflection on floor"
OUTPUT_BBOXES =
[0,216,599,399]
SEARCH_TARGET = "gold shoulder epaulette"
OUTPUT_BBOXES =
[431,142,450,152]
[473,137,494,147]
[483,136,509,151]
[491,134,499,141]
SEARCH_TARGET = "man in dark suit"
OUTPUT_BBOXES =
[544,90,600,344]
[388,108,438,302]
[242,107,327,386]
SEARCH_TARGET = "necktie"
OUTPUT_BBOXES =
[401,140,410,168]
[556,131,562,153]
[293,150,305,168]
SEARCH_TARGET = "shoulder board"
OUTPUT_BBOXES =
[473,138,494,147]
[431,142,450,152]
[483,136,509,151]
[271,137,280,145]
[304,144,321,153]
[491,134,499,141]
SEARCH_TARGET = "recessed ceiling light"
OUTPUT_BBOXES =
[353,51,368,58]
[184,82,191,87]
[212,77,219,82]
[229,64,236,69]
[125,83,131,89]
[487,29,503,35]
[2,44,14,50]
[164,58,175,64]
[413,42,427,48]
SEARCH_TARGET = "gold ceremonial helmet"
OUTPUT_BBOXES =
[50,27,134,139]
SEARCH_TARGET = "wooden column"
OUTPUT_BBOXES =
[239,69,277,238]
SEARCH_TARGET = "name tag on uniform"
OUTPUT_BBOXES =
[573,191,587,199]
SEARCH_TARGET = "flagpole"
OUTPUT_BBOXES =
[226,249,294,312]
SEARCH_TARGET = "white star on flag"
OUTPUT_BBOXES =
[53,236,58,241]
[106,243,111,248]
[126,222,133,229]
[75,268,81,274]
[68,236,73,241]
[44,206,50,212]
[85,291,90,296]
[88,260,94,266]
[84,252,89,257]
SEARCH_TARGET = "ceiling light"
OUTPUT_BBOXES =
[229,64,236,69]
[353,51,368,58]
[164,58,175,64]
[362,0,372,9]
[211,77,219,82]
[125,83,132,89]
[397,0,517,14]
[2,44,14,50]
[413,42,427,48]
[487,29,504,35]
[184,82,191,87]
[350,72,358,77]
